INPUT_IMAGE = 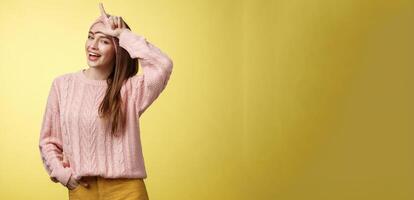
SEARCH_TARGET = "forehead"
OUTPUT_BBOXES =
[89,22,111,39]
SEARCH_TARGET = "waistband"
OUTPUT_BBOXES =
[80,176,144,182]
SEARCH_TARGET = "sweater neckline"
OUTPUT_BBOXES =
[77,68,108,86]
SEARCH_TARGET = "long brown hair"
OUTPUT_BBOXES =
[98,22,138,137]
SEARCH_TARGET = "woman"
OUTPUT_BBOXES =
[38,3,173,200]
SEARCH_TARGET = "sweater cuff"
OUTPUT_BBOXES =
[50,166,72,186]
[118,29,152,59]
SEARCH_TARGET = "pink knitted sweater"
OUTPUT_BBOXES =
[38,28,173,187]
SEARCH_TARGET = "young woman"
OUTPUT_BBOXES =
[38,3,173,200]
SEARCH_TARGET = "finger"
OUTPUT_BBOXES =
[120,17,126,29]
[99,3,109,19]
[119,17,124,29]
[112,16,117,29]
[117,16,121,28]
[109,17,115,29]
[112,16,117,28]
[114,16,120,29]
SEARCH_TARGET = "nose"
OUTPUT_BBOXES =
[88,39,99,50]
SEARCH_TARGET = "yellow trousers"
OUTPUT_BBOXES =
[68,176,149,200]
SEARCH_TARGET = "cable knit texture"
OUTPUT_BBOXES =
[38,28,173,187]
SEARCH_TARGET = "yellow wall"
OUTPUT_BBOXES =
[241,0,414,199]
[0,0,413,199]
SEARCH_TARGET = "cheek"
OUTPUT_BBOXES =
[101,44,115,58]
[85,40,94,50]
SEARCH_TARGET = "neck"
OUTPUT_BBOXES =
[84,67,112,80]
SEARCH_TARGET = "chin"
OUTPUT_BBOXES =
[87,59,100,67]
[87,62,99,68]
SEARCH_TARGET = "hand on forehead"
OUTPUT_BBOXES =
[89,3,125,38]
[99,3,111,23]
[89,3,111,35]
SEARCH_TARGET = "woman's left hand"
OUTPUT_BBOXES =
[98,3,128,38]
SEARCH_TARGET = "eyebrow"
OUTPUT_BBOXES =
[88,31,111,39]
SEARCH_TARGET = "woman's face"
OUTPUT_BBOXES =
[85,22,115,69]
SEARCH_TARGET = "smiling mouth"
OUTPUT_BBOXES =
[88,53,101,61]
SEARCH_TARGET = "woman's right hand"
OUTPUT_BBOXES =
[67,176,89,190]
[62,153,89,190]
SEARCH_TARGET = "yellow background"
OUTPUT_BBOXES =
[0,0,413,199]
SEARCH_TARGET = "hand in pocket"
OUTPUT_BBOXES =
[67,176,90,191]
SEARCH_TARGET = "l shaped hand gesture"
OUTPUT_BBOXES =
[98,3,127,38]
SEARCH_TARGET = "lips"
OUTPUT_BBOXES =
[88,51,101,57]
[88,51,101,61]
[88,53,101,61]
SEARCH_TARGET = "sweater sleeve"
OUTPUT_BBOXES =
[118,29,173,117]
[38,78,72,187]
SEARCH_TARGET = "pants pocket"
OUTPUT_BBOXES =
[69,184,82,191]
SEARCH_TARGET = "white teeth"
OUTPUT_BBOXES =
[89,52,100,56]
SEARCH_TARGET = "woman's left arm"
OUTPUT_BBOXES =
[118,29,173,117]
